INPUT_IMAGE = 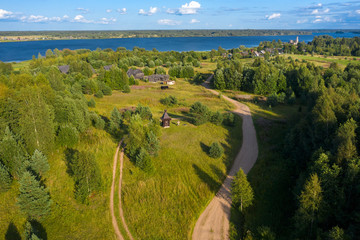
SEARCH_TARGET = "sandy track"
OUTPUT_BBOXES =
[192,78,258,240]
[110,142,124,240]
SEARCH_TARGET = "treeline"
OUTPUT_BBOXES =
[0,30,312,39]
[258,36,360,56]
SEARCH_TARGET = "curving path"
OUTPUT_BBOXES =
[192,77,259,240]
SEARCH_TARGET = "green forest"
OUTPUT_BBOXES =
[0,36,360,239]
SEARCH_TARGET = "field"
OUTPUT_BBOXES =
[284,54,360,69]
[90,78,242,239]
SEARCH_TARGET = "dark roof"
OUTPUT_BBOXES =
[58,65,70,74]
[127,69,144,79]
[161,110,171,120]
[146,74,170,82]
[104,65,113,71]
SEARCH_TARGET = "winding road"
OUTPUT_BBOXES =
[192,77,259,240]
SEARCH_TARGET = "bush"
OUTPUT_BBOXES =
[143,67,153,76]
[102,85,112,95]
[123,84,131,93]
[94,90,104,98]
[57,124,79,147]
[190,102,211,125]
[266,94,278,107]
[223,113,237,127]
[155,67,166,75]
[160,95,178,106]
[148,60,155,68]
[129,76,135,85]
[89,112,105,130]
[210,111,223,125]
[88,98,96,108]
[209,142,224,158]
[135,148,154,173]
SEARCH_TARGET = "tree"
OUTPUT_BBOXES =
[57,124,79,148]
[214,69,226,90]
[327,226,345,240]
[24,221,43,240]
[0,162,11,192]
[334,118,357,163]
[190,102,211,125]
[209,142,224,158]
[232,169,254,212]
[210,111,223,125]
[87,98,96,108]
[135,148,154,173]
[123,84,131,93]
[146,131,160,156]
[29,150,49,177]
[17,171,51,219]
[0,127,25,179]
[294,174,322,238]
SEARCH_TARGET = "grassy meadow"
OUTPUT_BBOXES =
[91,78,243,239]
[284,54,360,69]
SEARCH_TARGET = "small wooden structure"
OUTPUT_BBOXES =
[161,110,171,128]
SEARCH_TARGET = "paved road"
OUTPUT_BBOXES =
[192,77,258,240]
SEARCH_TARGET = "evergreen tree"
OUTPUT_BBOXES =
[135,148,154,173]
[0,127,25,179]
[294,174,322,238]
[29,150,49,177]
[146,131,160,156]
[57,124,79,148]
[210,111,223,125]
[209,142,224,159]
[17,171,51,219]
[231,169,254,212]
[0,162,11,192]
[334,118,357,163]
[24,221,43,240]
[214,69,226,90]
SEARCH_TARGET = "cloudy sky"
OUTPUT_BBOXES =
[0,0,359,30]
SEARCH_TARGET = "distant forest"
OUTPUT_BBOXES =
[0,29,322,39]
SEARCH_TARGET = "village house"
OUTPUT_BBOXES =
[127,69,144,80]
[146,74,170,83]
[58,65,70,74]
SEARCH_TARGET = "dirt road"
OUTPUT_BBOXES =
[110,142,124,240]
[192,78,258,240]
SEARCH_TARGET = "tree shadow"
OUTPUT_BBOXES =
[64,148,79,176]
[200,142,209,155]
[193,164,220,193]
[29,219,48,240]
[210,164,226,181]
[167,112,193,124]
[5,222,21,240]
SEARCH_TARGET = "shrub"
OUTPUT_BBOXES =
[0,163,11,192]
[209,142,224,158]
[102,85,112,95]
[155,67,166,75]
[148,60,155,68]
[190,102,211,125]
[123,84,131,93]
[57,124,79,147]
[94,90,104,98]
[143,67,153,76]
[129,76,135,85]
[135,148,154,173]
[223,113,237,127]
[88,98,96,108]
[160,95,178,106]
[210,111,223,125]
[89,112,105,130]
[266,94,278,107]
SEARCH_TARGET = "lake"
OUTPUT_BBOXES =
[0,32,358,62]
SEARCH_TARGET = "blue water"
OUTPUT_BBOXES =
[0,32,358,62]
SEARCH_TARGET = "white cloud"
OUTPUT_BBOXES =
[167,1,201,15]
[0,9,13,19]
[158,19,181,25]
[139,7,158,16]
[179,1,201,15]
[356,10,360,14]
[190,18,200,23]
[117,8,127,15]
[313,18,322,23]
[266,13,281,20]
[73,15,93,23]
[76,8,89,14]
[311,9,319,14]
[297,19,308,24]
[21,15,65,23]
[317,3,322,7]
[106,9,112,13]
[324,8,330,13]
[99,17,117,24]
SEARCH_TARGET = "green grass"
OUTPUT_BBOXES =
[284,54,359,69]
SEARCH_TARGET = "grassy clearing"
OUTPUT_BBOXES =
[284,54,359,69]
[91,78,242,239]
[228,98,304,239]
[0,128,117,240]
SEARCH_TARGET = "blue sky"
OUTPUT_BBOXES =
[0,0,359,30]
